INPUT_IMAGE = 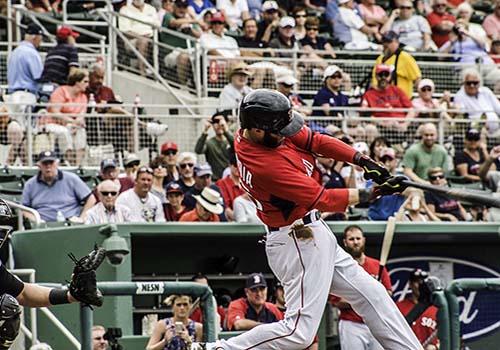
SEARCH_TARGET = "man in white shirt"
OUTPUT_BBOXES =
[454,68,500,136]
[333,0,381,50]
[116,166,166,222]
[86,180,133,224]
[200,12,240,58]
[119,0,160,74]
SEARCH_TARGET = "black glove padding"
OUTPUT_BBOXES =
[354,153,391,185]
[372,175,408,199]
[68,245,106,307]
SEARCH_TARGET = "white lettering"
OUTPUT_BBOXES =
[458,292,479,324]
[302,159,314,177]
[236,155,253,189]
[136,282,164,294]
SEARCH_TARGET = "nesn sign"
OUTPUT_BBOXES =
[136,282,164,294]
[387,256,500,341]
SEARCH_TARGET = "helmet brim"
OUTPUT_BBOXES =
[278,111,304,137]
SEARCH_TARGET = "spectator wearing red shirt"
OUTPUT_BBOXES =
[330,225,392,350]
[361,64,414,136]
[179,187,222,222]
[396,269,439,350]
[426,0,456,48]
[189,273,227,328]
[164,182,188,221]
[226,273,283,331]
[215,152,244,221]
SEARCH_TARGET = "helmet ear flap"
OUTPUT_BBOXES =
[0,294,21,348]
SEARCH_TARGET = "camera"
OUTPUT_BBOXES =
[106,251,127,265]
[452,25,462,37]
[103,327,123,350]
[100,225,130,266]
[181,24,193,34]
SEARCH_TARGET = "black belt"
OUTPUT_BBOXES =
[267,211,320,232]
[12,88,37,94]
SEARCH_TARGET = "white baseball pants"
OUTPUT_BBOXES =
[211,213,422,350]
[338,319,383,350]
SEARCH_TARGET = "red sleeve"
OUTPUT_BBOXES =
[329,294,341,305]
[189,307,202,323]
[265,302,284,321]
[289,126,358,163]
[215,179,231,209]
[426,13,439,28]
[226,299,247,330]
[381,266,392,291]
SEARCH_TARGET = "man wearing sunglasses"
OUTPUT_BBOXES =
[160,141,180,183]
[86,180,132,224]
[454,68,500,136]
[426,0,456,48]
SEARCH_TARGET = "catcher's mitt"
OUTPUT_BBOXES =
[68,244,106,307]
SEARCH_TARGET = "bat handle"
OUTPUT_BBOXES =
[377,264,384,281]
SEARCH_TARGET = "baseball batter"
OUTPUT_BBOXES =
[191,89,422,350]
[330,225,391,350]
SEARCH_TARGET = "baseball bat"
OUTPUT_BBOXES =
[401,180,500,208]
[377,216,396,281]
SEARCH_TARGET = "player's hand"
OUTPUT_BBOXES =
[372,175,408,198]
[355,153,391,185]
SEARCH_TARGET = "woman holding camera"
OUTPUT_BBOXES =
[147,295,202,350]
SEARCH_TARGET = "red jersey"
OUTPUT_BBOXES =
[216,176,244,210]
[190,305,227,328]
[396,299,439,346]
[234,126,356,227]
[226,298,283,331]
[179,209,220,222]
[164,204,188,221]
[361,85,413,118]
[426,12,456,48]
[330,256,391,323]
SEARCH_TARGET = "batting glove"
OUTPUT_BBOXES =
[354,153,391,185]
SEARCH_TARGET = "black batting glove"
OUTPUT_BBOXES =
[354,153,391,185]
[372,175,408,199]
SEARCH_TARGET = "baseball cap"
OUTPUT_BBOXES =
[161,141,178,154]
[194,162,213,177]
[418,78,435,91]
[124,153,140,167]
[246,273,267,289]
[262,0,279,11]
[465,128,480,141]
[380,147,396,160]
[375,64,392,74]
[227,62,252,79]
[38,150,58,163]
[323,65,342,81]
[211,12,225,23]
[382,30,399,43]
[56,27,80,40]
[100,158,117,170]
[337,0,350,5]
[193,187,223,214]
[409,269,429,281]
[279,16,295,28]
[166,182,183,195]
[276,74,298,85]
[26,23,43,35]
[174,0,189,7]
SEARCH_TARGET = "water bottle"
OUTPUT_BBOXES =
[56,210,65,223]
[141,315,148,336]
[133,94,142,116]
[88,93,96,111]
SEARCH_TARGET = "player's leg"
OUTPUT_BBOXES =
[201,216,335,350]
[330,246,422,350]
[338,320,371,350]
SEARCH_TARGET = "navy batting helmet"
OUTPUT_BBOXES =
[239,89,304,137]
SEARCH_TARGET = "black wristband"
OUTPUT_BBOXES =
[49,289,70,305]
[359,188,373,204]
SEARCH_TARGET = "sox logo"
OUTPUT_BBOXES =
[387,256,500,341]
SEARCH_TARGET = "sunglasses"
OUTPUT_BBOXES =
[434,3,446,7]
[429,174,444,180]
[420,87,432,92]
[331,74,342,79]
[295,14,306,18]
[152,164,167,170]
[465,81,479,86]
[100,191,118,197]
[180,163,194,169]
[281,83,294,88]
[377,72,390,78]
[212,21,225,25]
[137,166,153,174]
[399,6,412,9]
[306,27,319,31]
[126,161,140,168]
[162,150,177,156]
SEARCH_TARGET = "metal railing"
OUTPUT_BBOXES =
[4,199,42,230]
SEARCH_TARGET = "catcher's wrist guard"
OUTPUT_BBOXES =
[49,289,69,305]
[68,245,106,307]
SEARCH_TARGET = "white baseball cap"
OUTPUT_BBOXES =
[353,141,369,154]
[338,0,350,4]
[262,0,279,11]
[323,65,342,81]
[279,16,295,28]
[418,78,435,91]
[276,74,298,85]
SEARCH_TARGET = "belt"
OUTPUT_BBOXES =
[267,211,320,232]
[12,88,37,94]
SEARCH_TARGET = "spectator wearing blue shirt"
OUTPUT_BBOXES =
[21,151,93,222]
[312,65,349,117]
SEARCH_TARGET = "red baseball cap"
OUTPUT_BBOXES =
[57,27,80,40]
[211,12,225,23]
[375,64,392,74]
[161,141,178,154]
